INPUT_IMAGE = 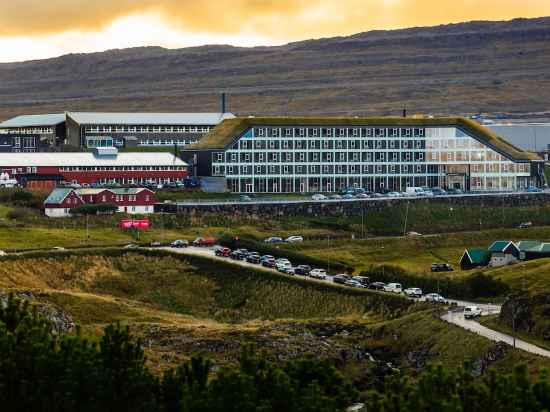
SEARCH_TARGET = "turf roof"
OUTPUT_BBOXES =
[186,117,541,162]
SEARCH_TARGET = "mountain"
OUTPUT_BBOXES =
[1,17,550,120]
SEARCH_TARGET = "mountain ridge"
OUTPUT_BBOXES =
[1,16,550,120]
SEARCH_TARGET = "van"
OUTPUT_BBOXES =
[383,283,403,294]
[405,187,424,196]
[464,306,482,319]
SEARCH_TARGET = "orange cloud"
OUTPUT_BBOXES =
[1,0,549,41]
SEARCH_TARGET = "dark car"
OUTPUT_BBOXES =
[368,282,386,290]
[446,188,463,195]
[431,187,447,196]
[431,263,454,272]
[261,259,276,268]
[170,239,189,248]
[246,254,261,264]
[333,274,350,285]
[294,265,312,276]
[264,237,284,244]
[260,255,275,262]
[215,247,231,257]
[230,249,248,260]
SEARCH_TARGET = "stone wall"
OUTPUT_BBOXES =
[156,193,550,219]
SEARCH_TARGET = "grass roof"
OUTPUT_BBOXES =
[185,116,541,162]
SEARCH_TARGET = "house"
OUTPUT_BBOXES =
[43,188,85,217]
[43,187,156,217]
[460,249,491,270]
[488,240,520,267]
[517,240,550,261]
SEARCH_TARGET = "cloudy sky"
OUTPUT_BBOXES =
[1,0,549,62]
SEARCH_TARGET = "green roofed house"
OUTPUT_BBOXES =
[181,116,545,194]
[460,249,491,270]
[517,240,550,260]
[487,240,520,267]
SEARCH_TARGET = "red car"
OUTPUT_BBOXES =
[215,247,231,257]
[193,237,216,247]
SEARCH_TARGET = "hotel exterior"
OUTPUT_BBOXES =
[182,117,545,193]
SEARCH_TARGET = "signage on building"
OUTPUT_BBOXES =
[120,219,150,230]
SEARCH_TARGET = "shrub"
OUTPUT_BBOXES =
[70,203,118,215]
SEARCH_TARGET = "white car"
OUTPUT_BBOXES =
[383,282,403,294]
[464,306,482,319]
[0,250,6,256]
[309,268,327,279]
[404,287,423,298]
[285,236,304,243]
[276,261,293,272]
[425,293,445,303]
[311,194,328,201]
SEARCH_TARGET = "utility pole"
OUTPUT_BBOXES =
[361,206,365,240]
[403,201,410,236]
[512,301,516,349]
[327,235,330,273]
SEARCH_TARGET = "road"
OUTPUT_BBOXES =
[442,309,550,358]
[162,245,550,359]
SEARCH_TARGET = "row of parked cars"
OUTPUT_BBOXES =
[310,187,465,201]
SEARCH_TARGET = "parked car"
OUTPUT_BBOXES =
[309,268,327,280]
[431,263,454,272]
[276,261,293,273]
[239,195,252,202]
[0,250,6,256]
[345,279,365,288]
[518,221,533,229]
[333,274,350,284]
[170,239,189,248]
[446,188,463,195]
[230,249,248,260]
[404,287,423,298]
[407,231,422,237]
[464,305,482,319]
[264,236,284,243]
[150,241,162,247]
[330,194,342,200]
[342,194,355,200]
[246,253,261,264]
[261,258,276,268]
[371,193,384,198]
[311,194,328,201]
[261,255,275,262]
[215,247,232,257]
[383,283,403,294]
[355,193,370,199]
[294,265,312,276]
[526,186,542,193]
[275,258,291,265]
[387,192,401,198]
[352,276,370,286]
[193,237,216,247]
[123,244,138,249]
[431,187,447,196]
[285,236,304,243]
[368,281,386,290]
[52,246,66,251]
[425,293,446,303]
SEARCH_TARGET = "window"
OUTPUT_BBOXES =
[299,153,305,161]
[231,153,237,162]
[416,165,422,173]
[339,128,345,137]
[377,165,383,173]
[419,153,424,161]
[283,165,289,174]
[217,153,223,162]
[258,128,265,136]
[270,165,276,173]
[245,153,250,162]
[323,165,329,173]
[256,166,261,173]
[259,153,264,162]
[390,165,396,173]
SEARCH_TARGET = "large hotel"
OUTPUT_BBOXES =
[182,117,545,193]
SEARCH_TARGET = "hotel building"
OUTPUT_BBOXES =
[181,117,545,193]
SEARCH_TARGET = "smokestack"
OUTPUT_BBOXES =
[220,93,226,114]
[403,107,407,118]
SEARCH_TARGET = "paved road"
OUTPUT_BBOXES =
[163,246,550,359]
[442,309,550,358]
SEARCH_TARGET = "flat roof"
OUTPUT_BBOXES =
[186,116,540,162]
[67,112,235,126]
[0,152,187,167]
[0,113,66,128]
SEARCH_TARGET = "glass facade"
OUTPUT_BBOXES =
[208,125,539,194]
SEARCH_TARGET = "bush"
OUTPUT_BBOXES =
[365,265,509,299]
[70,203,118,215]
[6,208,29,220]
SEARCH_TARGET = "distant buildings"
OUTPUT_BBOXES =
[0,111,235,151]
[0,148,187,190]
[44,187,156,217]
[182,116,545,194]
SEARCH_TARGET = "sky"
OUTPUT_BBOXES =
[1,0,550,63]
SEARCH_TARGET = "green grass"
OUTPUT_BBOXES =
[480,315,550,352]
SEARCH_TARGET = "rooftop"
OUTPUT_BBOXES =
[44,188,75,205]
[0,152,187,167]
[0,113,66,128]
[67,112,235,126]
[186,116,541,162]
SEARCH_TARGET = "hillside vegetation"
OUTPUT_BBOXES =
[1,17,550,118]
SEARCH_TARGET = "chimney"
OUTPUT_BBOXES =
[220,93,226,114]
[403,107,407,118]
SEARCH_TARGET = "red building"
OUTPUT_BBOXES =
[0,148,187,187]
[44,187,156,217]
